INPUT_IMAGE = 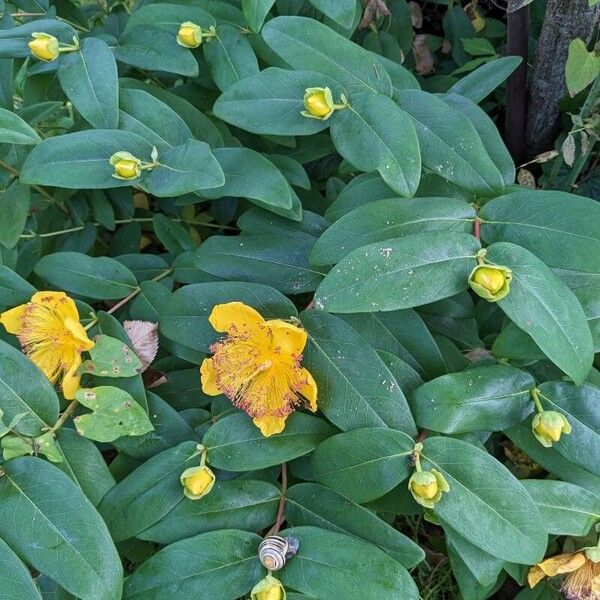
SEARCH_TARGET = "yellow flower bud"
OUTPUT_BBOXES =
[177,22,203,48]
[464,2,486,33]
[110,152,142,180]
[408,468,449,509]
[468,263,512,302]
[251,575,286,600]
[300,87,347,120]
[532,411,571,448]
[410,470,438,500]
[180,465,215,500]
[28,32,60,62]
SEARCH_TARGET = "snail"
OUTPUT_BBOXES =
[258,535,299,571]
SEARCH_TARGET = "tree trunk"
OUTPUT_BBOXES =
[525,0,600,157]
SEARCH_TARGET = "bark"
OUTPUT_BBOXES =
[525,0,600,157]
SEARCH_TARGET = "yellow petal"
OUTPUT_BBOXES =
[63,317,95,351]
[31,291,79,323]
[62,353,82,400]
[253,415,286,437]
[208,302,264,334]
[299,368,317,411]
[537,553,587,577]
[527,565,547,588]
[265,320,307,356]
[0,304,27,334]
[200,358,222,396]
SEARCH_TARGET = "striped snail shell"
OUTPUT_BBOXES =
[258,535,299,571]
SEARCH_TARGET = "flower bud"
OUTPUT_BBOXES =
[468,264,512,302]
[180,465,215,500]
[409,468,449,508]
[532,411,571,447]
[302,87,335,120]
[110,152,142,180]
[251,575,286,600]
[177,22,203,48]
[28,33,60,62]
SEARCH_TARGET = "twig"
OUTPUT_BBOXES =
[266,463,288,536]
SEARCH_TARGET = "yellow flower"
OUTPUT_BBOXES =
[200,302,317,437]
[532,410,571,447]
[28,32,60,62]
[251,575,286,600]
[408,469,449,509]
[180,465,215,500]
[176,21,203,48]
[301,87,347,120]
[0,292,94,399]
[529,551,600,599]
[468,263,512,302]
[110,152,142,180]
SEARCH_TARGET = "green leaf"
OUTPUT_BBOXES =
[21,129,154,189]
[565,38,600,96]
[73,386,154,443]
[213,68,337,135]
[0,339,59,437]
[57,38,118,129]
[204,412,334,471]
[505,423,600,497]
[447,56,522,102]
[313,231,480,313]
[203,25,259,91]
[536,381,600,479]
[443,94,515,186]
[0,106,41,144]
[443,6,475,66]
[0,179,30,249]
[241,0,275,31]
[301,310,417,435]
[521,479,600,537]
[480,190,600,275]
[308,0,357,27]
[0,266,36,311]
[123,530,262,600]
[487,242,594,384]
[152,214,196,256]
[286,482,425,568]
[0,536,42,600]
[98,441,201,541]
[194,233,324,294]
[396,89,505,194]
[312,427,414,503]
[0,457,122,600]
[330,92,421,197]
[159,281,296,353]
[462,38,497,56]
[118,88,192,150]
[138,479,280,544]
[55,428,116,507]
[80,334,143,378]
[262,16,393,95]
[492,322,545,361]
[421,436,548,564]
[199,147,301,219]
[144,141,225,197]
[34,252,138,300]
[123,3,215,34]
[310,197,475,266]
[114,26,199,77]
[409,364,535,434]
[279,526,419,600]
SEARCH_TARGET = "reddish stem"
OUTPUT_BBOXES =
[266,463,288,536]
[473,218,481,240]
[416,429,429,443]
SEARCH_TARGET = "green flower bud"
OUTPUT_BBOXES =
[532,410,571,447]
[409,468,449,508]
[251,575,286,600]
[469,263,512,302]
